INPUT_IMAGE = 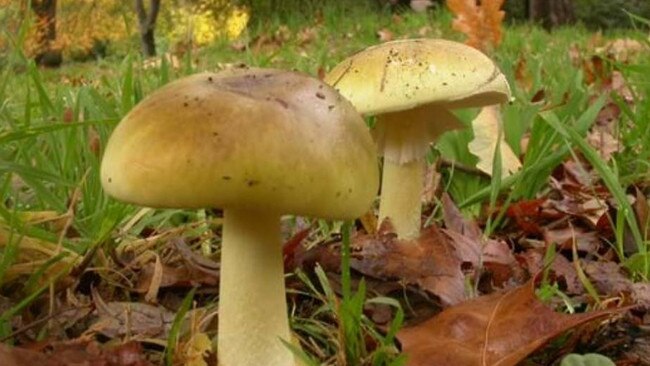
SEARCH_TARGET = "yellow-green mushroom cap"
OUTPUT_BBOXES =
[100,68,379,219]
[325,38,511,116]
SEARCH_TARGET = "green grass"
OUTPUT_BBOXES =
[1,2,650,363]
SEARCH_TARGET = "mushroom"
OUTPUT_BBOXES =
[325,38,511,239]
[100,68,379,366]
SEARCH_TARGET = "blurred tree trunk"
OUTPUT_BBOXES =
[31,0,62,67]
[528,0,575,29]
[135,0,161,57]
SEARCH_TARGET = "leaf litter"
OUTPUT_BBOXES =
[4,7,650,366]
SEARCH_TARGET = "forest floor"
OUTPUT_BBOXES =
[1,4,650,366]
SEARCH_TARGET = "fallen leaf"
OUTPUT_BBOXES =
[135,239,219,293]
[568,43,582,66]
[441,193,482,239]
[583,55,607,86]
[634,188,650,240]
[632,283,650,310]
[550,196,608,228]
[296,26,318,46]
[410,0,433,12]
[447,0,505,52]
[530,88,546,104]
[282,228,311,271]
[518,250,583,294]
[359,210,379,235]
[0,341,152,366]
[441,194,521,285]
[377,28,394,42]
[543,225,601,253]
[397,279,622,366]
[89,287,175,339]
[0,343,53,366]
[506,198,555,235]
[583,260,633,295]
[595,102,621,126]
[144,254,163,303]
[596,38,647,63]
[468,105,522,178]
[88,126,101,157]
[352,224,466,306]
[63,107,74,123]
[514,55,533,92]
[421,162,441,206]
[586,129,620,162]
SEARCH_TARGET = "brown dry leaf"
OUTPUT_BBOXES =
[550,195,608,228]
[352,224,466,306]
[634,188,650,240]
[411,0,434,12]
[586,129,620,162]
[89,287,175,339]
[397,279,622,366]
[172,238,220,278]
[441,194,521,285]
[468,105,522,178]
[0,343,53,366]
[135,239,219,293]
[569,43,582,66]
[583,261,633,295]
[296,26,318,46]
[377,28,394,42]
[63,107,74,123]
[447,0,505,52]
[359,210,379,235]
[518,250,583,295]
[543,225,600,253]
[88,126,101,157]
[514,55,533,92]
[0,341,152,366]
[595,102,621,127]
[582,260,650,308]
[440,194,476,235]
[597,38,647,63]
[583,55,607,86]
[632,283,650,309]
[282,228,312,271]
[530,89,546,104]
[421,162,441,206]
[143,254,163,303]
[608,70,634,102]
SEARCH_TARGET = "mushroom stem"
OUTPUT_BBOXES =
[379,158,424,239]
[375,106,464,239]
[218,208,293,366]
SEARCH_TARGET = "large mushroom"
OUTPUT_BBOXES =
[325,38,511,239]
[100,68,379,366]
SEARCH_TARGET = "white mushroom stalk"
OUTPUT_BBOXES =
[218,208,291,365]
[325,38,512,240]
[374,105,464,238]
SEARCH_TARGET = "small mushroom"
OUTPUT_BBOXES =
[325,39,511,239]
[100,68,379,366]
